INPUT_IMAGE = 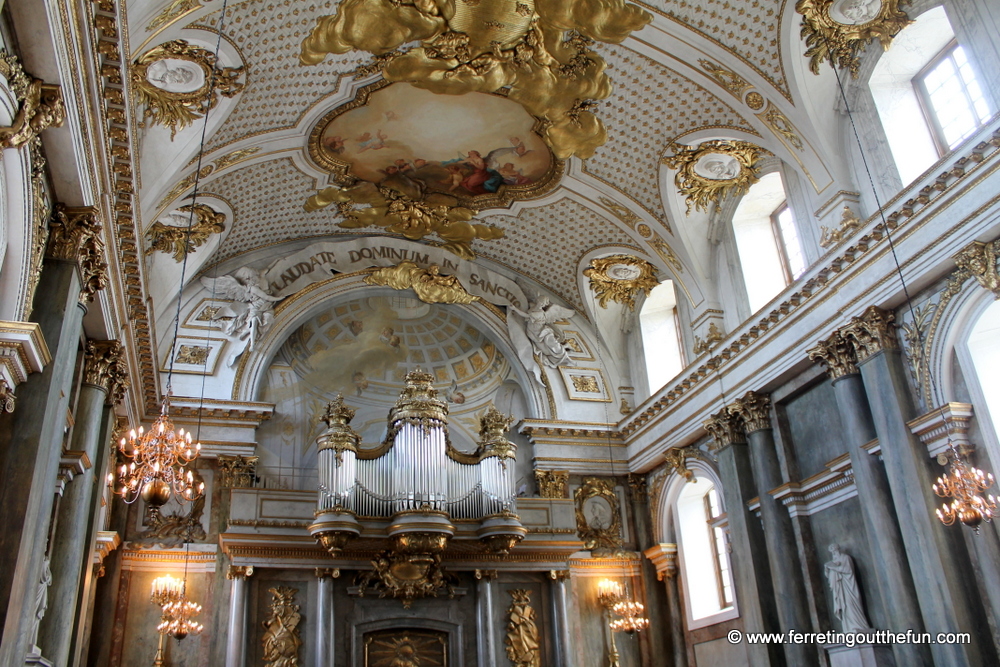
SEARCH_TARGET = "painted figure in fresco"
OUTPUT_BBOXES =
[825,543,872,633]
[357,129,388,152]
[323,134,345,154]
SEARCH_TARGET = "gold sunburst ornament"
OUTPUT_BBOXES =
[299,0,651,160]
[131,40,246,138]
[583,255,659,310]
[661,140,771,214]
[796,0,912,77]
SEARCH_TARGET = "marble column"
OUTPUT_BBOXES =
[844,306,995,666]
[809,332,931,666]
[225,565,254,667]
[626,475,670,667]
[549,570,574,667]
[731,392,815,666]
[0,245,91,664]
[703,410,783,666]
[315,568,338,667]
[643,544,687,667]
[476,569,498,667]
[37,340,125,666]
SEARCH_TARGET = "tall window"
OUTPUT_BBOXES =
[916,43,991,153]
[639,281,684,392]
[732,172,803,312]
[676,476,735,623]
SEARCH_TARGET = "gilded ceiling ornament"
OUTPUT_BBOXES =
[745,92,765,111]
[364,261,480,304]
[262,587,302,667]
[535,470,569,499]
[146,0,209,32]
[505,589,541,667]
[796,0,911,77]
[953,240,1000,299]
[146,204,226,262]
[574,476,623,555]
[698,59,752,100]
[650,236,683,273]
[47,205,109,305]
[131,40,246,138]
[299,0,651,159]
[664,447,695,482]
[819,205,863,248]
[758,101,805,151]
[306,182,502,260]
[583,254,659,310]
[355,551,458,609]
[158,164,214,209]
[598,196,640,230]
[0,50,65,150]
[23,143,49,320]
[662,140,770,213]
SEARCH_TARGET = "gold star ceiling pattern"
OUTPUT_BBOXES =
[638,0,789,97]
[584,45,758,227]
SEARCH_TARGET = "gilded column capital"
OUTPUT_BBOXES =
[475,569,499,581]
[0,50,66,150]
[83,340,128,405]
[218,455,259,488]
[953,239,1000,299]
[46,205,109,304]
[548,569,571,582]
[227,565,254,580]
[0,377,14,413]
[626,473,648,501]
[840,306,898,362]
[729,391,772,433]
[703,408,746,450]
[315,567,340,580]
[535,470,569,499]
[807,331,858,379]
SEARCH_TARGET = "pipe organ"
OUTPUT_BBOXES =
[309,369,526,559]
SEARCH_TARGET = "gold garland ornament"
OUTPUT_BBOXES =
[662,140,771,214]
[364,261,481,304]
[145,203,226,261]
[583,254,658,310]
[305,181,503,259]
[131,40,246,138]
[299,0,651,160]
[796,0,911,77]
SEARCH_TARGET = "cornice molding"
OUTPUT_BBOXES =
[0,321,51,414]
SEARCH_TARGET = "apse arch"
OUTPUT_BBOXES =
[232,270,552,421]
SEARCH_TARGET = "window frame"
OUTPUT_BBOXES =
[769,201,795,286]
[914,40,987,156]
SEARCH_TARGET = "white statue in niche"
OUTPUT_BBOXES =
[27,557,52,654]
[507,296,575,384]
[201,267,283,363]
[825,543,873,633]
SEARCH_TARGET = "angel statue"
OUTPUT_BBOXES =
[201,267,282,363]
[507,296,575,385]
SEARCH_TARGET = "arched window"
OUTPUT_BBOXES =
[639,280,684,391]
[731,171,804,312]
[675,474,736,626]
[869,7,991,184]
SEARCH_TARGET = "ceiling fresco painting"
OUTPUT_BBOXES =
[255,295,511,471]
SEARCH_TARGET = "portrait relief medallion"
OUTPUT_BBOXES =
[145,58,206,93]
[828,0,884,25]
[693,152,742,181]
[606,263,643,281]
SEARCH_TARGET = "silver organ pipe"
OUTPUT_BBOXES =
[313,371,524,554]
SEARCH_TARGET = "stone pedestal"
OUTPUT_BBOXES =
[825,643,893,667]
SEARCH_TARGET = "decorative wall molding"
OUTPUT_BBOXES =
[0,321,51,414]
[643,543,677,581]
[768,454,857,518]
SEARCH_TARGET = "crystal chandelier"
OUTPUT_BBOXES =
[111,396,204,505]
[933,449,997,532]
[150,575,204,640]
[598,578,648,667]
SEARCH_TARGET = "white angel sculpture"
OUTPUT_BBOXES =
[201,267,282,362]
[507,296,575,385]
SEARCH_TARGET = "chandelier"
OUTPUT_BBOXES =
[151,575,204,640]
[111,396,204,505]
[598,579,648,667]
[933,450,997,532]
